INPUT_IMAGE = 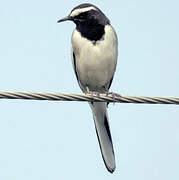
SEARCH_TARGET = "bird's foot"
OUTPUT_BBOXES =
[106,92,121,107]
[85,87,100,96]
[85,87,101,103]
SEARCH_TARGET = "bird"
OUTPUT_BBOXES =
[57,3,118,173]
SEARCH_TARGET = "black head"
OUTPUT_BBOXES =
[57,3,110,41]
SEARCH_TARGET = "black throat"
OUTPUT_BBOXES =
[76,23,105,41]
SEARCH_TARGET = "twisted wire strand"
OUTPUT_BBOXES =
[0,91,178,105]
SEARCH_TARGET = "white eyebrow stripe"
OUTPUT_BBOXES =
[70,6,97,17]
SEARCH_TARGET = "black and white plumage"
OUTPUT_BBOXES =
[57,3,118,173]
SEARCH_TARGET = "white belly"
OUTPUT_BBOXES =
[71,25,118,92]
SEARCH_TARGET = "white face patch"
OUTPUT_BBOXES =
[70,6,97,17]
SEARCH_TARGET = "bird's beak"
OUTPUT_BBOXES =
[57,16,73,23]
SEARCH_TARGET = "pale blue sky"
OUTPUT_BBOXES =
[0,0,179,179]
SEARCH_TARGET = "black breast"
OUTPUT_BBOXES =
[76,23,105,41]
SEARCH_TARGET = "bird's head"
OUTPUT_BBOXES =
[57,3,110,27]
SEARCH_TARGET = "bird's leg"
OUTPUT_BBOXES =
[86,87,100,96]
[85,86,101,103]
[85,86,93,95]
[85,86,94,104]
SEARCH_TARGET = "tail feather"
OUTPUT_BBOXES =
[90,102,116,173]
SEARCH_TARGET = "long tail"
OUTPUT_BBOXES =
[89,102,116,173]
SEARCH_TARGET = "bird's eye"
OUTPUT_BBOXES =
[78,14,84,19]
